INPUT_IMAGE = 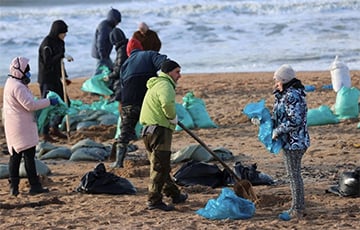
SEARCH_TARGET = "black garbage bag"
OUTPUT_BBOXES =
[225,161,275,186]
[76,163,137,195]
[173,160,225,188]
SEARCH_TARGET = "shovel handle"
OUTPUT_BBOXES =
[61,59,71,140]
[177,121,241,182]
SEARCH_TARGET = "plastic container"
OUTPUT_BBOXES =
[329,55,351,92]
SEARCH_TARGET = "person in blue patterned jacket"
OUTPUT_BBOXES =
[272,64,310,221]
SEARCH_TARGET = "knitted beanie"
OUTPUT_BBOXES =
[274,64,296,84]
[161,60,181,73]
[126,38,143,56]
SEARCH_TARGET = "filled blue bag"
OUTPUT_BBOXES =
[175,103,195,131]
[307,105,339,126]
[196,187,255,220]
[182,91,217,129]
[334,86,360,120]
[243,99,282,154]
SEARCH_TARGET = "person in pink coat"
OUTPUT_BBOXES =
[3,57,59,196]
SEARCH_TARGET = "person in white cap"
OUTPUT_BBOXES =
[272,64,310,220]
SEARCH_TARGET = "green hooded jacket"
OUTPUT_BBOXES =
[140,72,177,130]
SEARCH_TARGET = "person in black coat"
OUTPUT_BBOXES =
[38,19,73,142]
[104,27,128,98]
[91,8,122,75]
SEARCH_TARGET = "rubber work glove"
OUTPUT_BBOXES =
[49,97,59,106]
[169,115,178,125]
[64,53,74,62]
[251,117,260,126]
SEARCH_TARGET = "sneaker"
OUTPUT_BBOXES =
[147,202,175,211]
[278,210,305,221]
[278,211,292,221]
[172,193,188,204]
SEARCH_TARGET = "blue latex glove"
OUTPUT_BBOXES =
[49,97,59,106]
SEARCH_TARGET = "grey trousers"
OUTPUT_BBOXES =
[283,149,306,212]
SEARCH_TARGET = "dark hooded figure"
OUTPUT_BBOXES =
[106,27,128,95]
[38,19,71,142]
[91,8,122,75]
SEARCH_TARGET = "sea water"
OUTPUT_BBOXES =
[0,0,359,85]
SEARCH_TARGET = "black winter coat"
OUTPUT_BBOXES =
[38,20,68,99]
[108,39,128,94]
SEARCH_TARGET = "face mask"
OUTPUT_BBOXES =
[25,72,31,79]
[22,72,31,85]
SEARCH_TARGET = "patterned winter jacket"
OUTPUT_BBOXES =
[272,79,310,151]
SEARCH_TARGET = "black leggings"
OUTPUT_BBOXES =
[9,146,39,186]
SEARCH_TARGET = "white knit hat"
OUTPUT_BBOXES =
[274,64,296,84]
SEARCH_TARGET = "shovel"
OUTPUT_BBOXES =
[177,121,258,202]
[61,59,71,141]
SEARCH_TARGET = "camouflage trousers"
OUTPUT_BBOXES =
[142,126,180,204]
[117,105,141,144]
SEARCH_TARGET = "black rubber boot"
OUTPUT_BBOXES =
[29,183,49,195]
[24,150,49,195]
[9,178,19,196]
[9,151,22,197]
[110,143,127,168]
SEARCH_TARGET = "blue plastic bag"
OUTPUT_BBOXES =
[182,91,217,129]
[175,103,195,131]
[243,99,282,154]
[307,105,339,126]
[81,65,113,96]
[196,187,255,220]
[334,86,360,120]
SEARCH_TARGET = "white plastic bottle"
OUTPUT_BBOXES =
[329,55,351,92]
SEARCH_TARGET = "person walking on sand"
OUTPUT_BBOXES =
[140,60,188,211]
[38,19,73,142]
[91,8,122,75]
[109,38,168,169]
[132,22,161,52]
[254,64,310,220]
[4,57,59,196]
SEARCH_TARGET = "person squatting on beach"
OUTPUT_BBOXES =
[38,19,73,142]
[103,27,128,100]
[132,22,162,52]
[4,57,59,196]
[140,60,188,211]
[254,64,310,220]
[91,8,122,75]
[109,38,168,168]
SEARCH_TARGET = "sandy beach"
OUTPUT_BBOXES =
[0,71,359,229]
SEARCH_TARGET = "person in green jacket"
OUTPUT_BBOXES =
[140,60,188,211]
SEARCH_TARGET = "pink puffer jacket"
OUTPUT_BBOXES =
[3,57,50,155]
